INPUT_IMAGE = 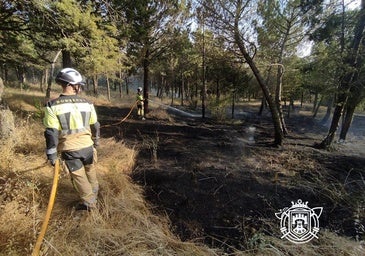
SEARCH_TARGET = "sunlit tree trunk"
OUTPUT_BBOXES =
[46,50,62,99]
[106,75,111,101]
[275,64,288,135]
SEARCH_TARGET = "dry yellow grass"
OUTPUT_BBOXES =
[0,133,217,255]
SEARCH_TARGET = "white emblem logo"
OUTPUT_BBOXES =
[275,199,323,244]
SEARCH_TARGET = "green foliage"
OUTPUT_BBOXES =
[281,56,306,100]
[310,8,358,44]
[301,42,342,97]
[52,0,122,75]
[33,100,44,119]
[208,96,230,121]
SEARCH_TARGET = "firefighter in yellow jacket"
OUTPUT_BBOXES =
[43,68,100,211]
[136,87,145,120]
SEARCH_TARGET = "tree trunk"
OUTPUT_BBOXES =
[312,95,323,118]
[171,69,175,106]
[312,92,318,113]
[258,97,266,116]
[274,17,291,136]
[118,70,123,98]
[317,2,365,149]
[106,75,111,101]
[258,66,272,116]
[92,75,98,96]
[275,64,288,135]
[0,77,4,104]
[1,65,8,85]
[118,79,122,99]
[181,73,185,106]
[46,50,62,99]
[321,96,334,125]
[231,90,236,119]
[339,80,364,141]
[62,50,72,68]
[158,75,163,98]
[143,51,150,113]
[339,104,356,141]
[216,78,220,101]
[16,66,25,91]
[202,28,207,119]
[40,69,47,93]
[124,77,129,96]
[234,23,284,145]
[287,98,295,118]
[171,81,174,105]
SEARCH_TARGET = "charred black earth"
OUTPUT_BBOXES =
[97,104,365,253]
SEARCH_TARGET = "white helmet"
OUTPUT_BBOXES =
[55,68,85,86]
[137,87,142,92]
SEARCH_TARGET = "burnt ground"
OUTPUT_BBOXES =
[97,104,365,253]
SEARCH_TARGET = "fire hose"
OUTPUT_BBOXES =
[32,159,60,256]
[101,100,138,128]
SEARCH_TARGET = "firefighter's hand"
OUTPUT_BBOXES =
[49,158,58,166]
[47,153,58,166]
[93,138,100,147]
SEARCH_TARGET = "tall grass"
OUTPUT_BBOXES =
[0,87,218,256]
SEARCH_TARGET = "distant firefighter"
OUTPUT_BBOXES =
[136,87,145,120]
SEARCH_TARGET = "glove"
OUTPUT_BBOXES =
[93,138,99,147]
[47,153,58,166]
[50,158,57,166]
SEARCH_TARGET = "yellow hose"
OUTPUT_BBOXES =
[101,100,138,128]
[32,159,60,256]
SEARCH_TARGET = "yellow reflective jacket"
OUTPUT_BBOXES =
[43,94,100,156]
[136,93,144,105]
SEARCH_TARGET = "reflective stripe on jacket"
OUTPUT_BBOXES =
[43,94,99,153]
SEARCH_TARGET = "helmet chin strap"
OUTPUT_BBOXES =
[73,85,81,94]
[67,84,81,94]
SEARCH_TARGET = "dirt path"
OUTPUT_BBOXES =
[98,104,365,253]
